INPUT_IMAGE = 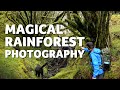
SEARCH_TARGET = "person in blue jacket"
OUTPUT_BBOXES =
[81,42,104,79]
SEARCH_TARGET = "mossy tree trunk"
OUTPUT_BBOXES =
[64,11,111,49]
[95,11,111,49]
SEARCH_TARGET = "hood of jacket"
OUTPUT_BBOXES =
[92,48,101,54]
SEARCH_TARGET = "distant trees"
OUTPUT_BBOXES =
[113,11,120,14]
[5,11,66,44]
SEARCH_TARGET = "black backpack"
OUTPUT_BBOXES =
[101,47,111,71]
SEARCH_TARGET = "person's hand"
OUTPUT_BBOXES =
[81,47,84,49]
[80,47,84,50]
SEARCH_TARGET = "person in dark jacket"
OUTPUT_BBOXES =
[81,42,104,79]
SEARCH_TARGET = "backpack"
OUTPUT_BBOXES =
[101,47,111,71]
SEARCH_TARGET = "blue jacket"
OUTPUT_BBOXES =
[84,48,104,78]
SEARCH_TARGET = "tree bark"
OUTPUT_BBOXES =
[95,11,111,49]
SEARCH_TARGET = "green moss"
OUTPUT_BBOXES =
[104,57,120,79]
[50,55,91,79]
[50,66,78,79]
